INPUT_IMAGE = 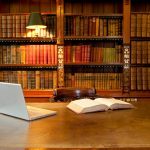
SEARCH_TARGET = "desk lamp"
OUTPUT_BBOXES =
[26,12,47,37]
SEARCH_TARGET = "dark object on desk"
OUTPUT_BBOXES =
[53,87,97,102]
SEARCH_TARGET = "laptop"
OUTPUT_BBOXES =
[0,82,57,121]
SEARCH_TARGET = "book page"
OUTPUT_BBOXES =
[67,98,109,114]
[94,98,134,110]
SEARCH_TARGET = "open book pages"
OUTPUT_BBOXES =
[67,98,109,114]
[67,98,134,114]
[94,98,135,110]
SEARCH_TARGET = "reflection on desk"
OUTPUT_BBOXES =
[0,101,150,149]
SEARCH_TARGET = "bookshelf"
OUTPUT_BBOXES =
[130,0,150,97]
[0,0,150,100]
[63,0,124,97]
[0,0,58,99]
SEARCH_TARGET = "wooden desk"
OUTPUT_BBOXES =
[0,101,150,150]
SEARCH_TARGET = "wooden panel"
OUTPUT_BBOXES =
[40,0,51,12]
[131,0,147,12]
[0,0,10,13]
[25,97,50,102]
[29,0,40,12]
[123,0,131,43]
[20,0,30,13]
[56,0,64,44]
[9,0,20,13]
[103,0,115,13]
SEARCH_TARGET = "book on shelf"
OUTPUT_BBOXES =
[131,41,149,64]
[0,70,57,89]
[148,42,150,64]
[131,67,137,90]
[0,14,56,38]
[0,45,57,65]
[141,14,147,37]
[136,41,142,64]
[64,43,122,64]
[131,67,150,91]
[136,14,142,37]
[148,68,150,90]
[64,16,122,36]
[67,98,134,114]
[131,13,150,37]
[64,72,122,90]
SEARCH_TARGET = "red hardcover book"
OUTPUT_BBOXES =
[43,45,48,64]
[85,45,91,63]
[50,45,54,65]
[28,45,33,64]
[75,45,81,63]
[54,45,57,65]
[47,45,51,64]
[39,45,44,64]
[36,45,40,64]
[81,45,85,62]
[32,45,37,64]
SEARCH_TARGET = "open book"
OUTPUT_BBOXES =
[67,98,134,114]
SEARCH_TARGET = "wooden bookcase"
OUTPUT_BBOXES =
[0,0,149,101]
[0,0,58,100]
[63,0,124,98]
[129,0,150,97]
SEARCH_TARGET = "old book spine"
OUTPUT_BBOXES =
[131,41,137,64]
[2,15,7,38]
[131,14,137,37]
[131,67,137,90]
[15,15,21,37]
[142,67,148,90]
[7,15,13,38]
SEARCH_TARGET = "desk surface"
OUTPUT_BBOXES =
[0,101,150,150]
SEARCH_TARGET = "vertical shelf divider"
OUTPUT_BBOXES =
[56,0,64,87]
[123,0,131,93]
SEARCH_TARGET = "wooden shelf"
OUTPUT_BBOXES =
[129,91,150,98]
[64,63,123,66]
[0,64,58,70]
[0,37,56,44]
[64,13,123,17]
[97,90,150,98]
[131,64,150,67]
[24,89,53,97]
[131,37,150,41]
[24,89,54,102]
[64,36,123,41]
[96,89,123,97]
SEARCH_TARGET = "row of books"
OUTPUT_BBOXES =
[0,45,57,65]
[0,14,56,38]
[131,67,150,90]
[131,41,150,64]
[64,16,122,36]
[65,72,122,90]
[64,44,122,63]
[131,13,150,37]
[0,70,57,89]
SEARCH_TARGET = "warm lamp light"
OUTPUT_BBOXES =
[26,12,47,37]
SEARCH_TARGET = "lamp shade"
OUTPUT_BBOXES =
[26,12,47,29]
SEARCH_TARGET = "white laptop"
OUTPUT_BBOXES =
[0,82,57,121]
